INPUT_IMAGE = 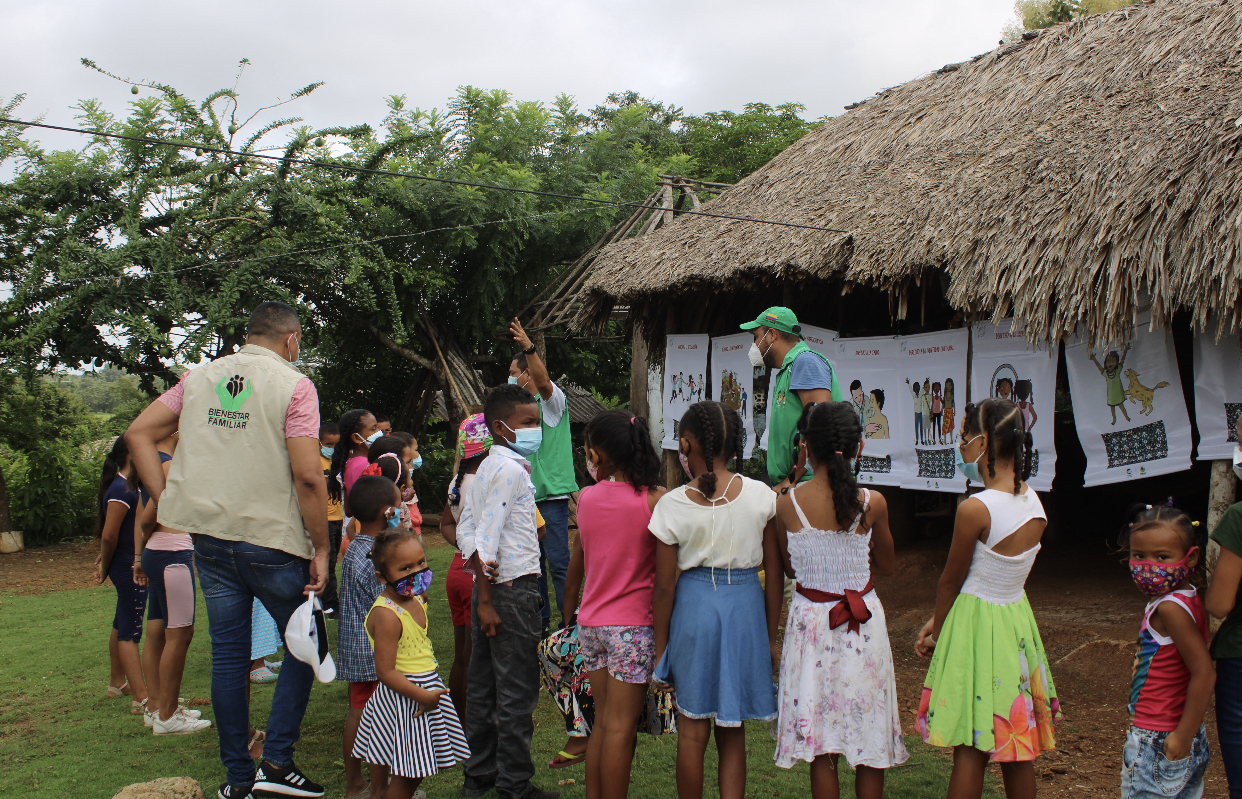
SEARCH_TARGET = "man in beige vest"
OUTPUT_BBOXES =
[127,301,330,799]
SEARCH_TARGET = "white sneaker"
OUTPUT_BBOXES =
[153,708,212,735]
[179,705,202,719]
[144,706,157,728]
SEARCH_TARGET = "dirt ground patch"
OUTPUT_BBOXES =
[1,534,1230,797]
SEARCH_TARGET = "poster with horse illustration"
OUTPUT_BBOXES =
[1064,312,1192,486]
[711,333,757,459]
[832,334,908,488]
[970,321,1058,491]
[896,328,969,492]
[661,334,709,450]
[1192,324,1242,460]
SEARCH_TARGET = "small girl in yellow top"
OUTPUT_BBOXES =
[353,528,471,798]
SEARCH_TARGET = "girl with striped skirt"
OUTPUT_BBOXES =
[354,527,469,798]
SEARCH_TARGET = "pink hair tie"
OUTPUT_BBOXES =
[378,452,401,464]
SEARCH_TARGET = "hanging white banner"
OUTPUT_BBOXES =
[711,333,757,458]
[897,328,970,492]
[759,369,777,452]
[832,335,907,487]
[1064,313,1192,486]
[661,334,710,450]
[970,321,1059,491]
[1192,325,1242,460]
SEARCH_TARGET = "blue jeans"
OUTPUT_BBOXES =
[194,535,315,789]
[536,498,570,628]
[1218,657,1242,798]
[1120,724,1210,799]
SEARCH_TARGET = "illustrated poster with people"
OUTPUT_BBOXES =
[710,333,757,458]
[1064,312,1192,486]
[662,334,709,450]
[1191,323,1242,460]
[896,328,969,492]
[832,335,906,487]
[970,321,1058,491]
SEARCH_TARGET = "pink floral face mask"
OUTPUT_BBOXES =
[1129,547,1197,598]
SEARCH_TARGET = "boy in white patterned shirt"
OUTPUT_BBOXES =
[457,384,558,799]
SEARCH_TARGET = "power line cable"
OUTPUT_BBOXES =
[0,117,851,234]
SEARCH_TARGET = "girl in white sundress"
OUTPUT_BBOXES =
[772,401,908,799]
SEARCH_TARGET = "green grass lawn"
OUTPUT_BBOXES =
[0,542,991,798]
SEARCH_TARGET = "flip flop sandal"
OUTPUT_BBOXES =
[106,680,129,698]
[344,781,370,799]
[548,749,586,769]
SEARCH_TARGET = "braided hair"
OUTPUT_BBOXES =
[329,409,372,502]
[449,454,486,507]
[962,398,1033,494]
[368,526,423,578]
[584,409,662,492]
[797,402,865,530]
[678,401,745,499]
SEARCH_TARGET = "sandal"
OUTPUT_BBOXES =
[548,749,586,769]
[106,680,130,698]
[248,728,266,759]
[249,666,278,684]
[131,697,147,716]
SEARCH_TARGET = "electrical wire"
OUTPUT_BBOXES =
[0,117,851,234]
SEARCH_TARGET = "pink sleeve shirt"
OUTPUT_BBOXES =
[158,372,320,438]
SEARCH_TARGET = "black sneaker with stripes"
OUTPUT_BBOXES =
[218,784,254,799]
[252,761,324,798]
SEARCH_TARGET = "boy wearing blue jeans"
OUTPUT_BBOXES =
[457,384,558,799]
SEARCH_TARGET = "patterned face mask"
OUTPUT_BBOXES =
[389,568,433,597]
[1129,547,1197,597]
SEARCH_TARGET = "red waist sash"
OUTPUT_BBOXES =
[795,579,875,634]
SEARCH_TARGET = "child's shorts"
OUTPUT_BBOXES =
[141,548,196,628]
[445,554,473,627]
[1120,724,1210,799]
[350,680,379,710]
[577,625,655,684]
[108,559,147,642]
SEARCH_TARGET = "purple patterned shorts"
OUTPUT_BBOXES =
[577,624,656,684]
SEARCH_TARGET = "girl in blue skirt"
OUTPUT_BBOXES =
[652,401,783,799]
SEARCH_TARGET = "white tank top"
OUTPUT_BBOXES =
[786,488,872,594]
[958,487,1046,606]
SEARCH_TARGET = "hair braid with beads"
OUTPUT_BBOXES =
[797,402,865,529]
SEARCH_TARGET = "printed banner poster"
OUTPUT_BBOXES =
[971,321,1058,491]
[759,326,839,453]
[662,334,709,450]
[1192,326,1242,460]
[833,335,908,487]
[1064,313,1192,486]
[711,333,757,458]
[897,328,969,492]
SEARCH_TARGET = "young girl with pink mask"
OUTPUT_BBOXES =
[1120,503,1214,799]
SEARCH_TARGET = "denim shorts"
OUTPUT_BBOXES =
[1121,724,1210,799]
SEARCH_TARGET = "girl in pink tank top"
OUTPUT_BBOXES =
[563,410,666,799]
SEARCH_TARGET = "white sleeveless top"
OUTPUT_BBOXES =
[786,488,872,594]
[958,487,1046,606]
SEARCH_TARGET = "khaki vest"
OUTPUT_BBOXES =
[158,345,313,558]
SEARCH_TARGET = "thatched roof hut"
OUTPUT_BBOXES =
[580,0,1242,345]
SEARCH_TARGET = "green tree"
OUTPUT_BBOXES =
[1005,0,1140,38]
[681,102,822,184]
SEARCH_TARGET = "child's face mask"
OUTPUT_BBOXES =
[389,568,433,597]
[1130,547,1198,598]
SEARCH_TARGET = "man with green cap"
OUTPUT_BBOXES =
[741,306,843,490]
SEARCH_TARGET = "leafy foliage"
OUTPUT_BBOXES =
[1004,0,1141,38]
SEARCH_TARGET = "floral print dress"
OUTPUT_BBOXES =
[772,490,909,769]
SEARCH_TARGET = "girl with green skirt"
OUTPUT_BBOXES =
[915,398,1061,799]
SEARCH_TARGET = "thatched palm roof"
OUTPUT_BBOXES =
[581,0,1242,344]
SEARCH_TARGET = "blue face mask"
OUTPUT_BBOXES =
[321,446,334,460]
[364,430,384,446]
[955,436,985,483]
[507,376,519,385]
[410,455,423,471]
[501,422,543,457]
[385,508,401,530]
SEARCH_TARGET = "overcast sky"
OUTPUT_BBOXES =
[4,0,1016,152]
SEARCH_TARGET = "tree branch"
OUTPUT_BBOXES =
[368,324,436,371]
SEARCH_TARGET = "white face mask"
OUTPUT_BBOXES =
[747,330,771,369]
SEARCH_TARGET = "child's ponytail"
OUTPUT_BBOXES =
[797,402,865,529]
[584,409,662,492]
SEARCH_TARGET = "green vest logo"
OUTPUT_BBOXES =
[215,374,253,411]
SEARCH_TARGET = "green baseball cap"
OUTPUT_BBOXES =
[740,306,802,336]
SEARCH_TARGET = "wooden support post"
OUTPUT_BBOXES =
[661,302,683,489]
[1207,459,1238,580]
[629,325,649,421]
